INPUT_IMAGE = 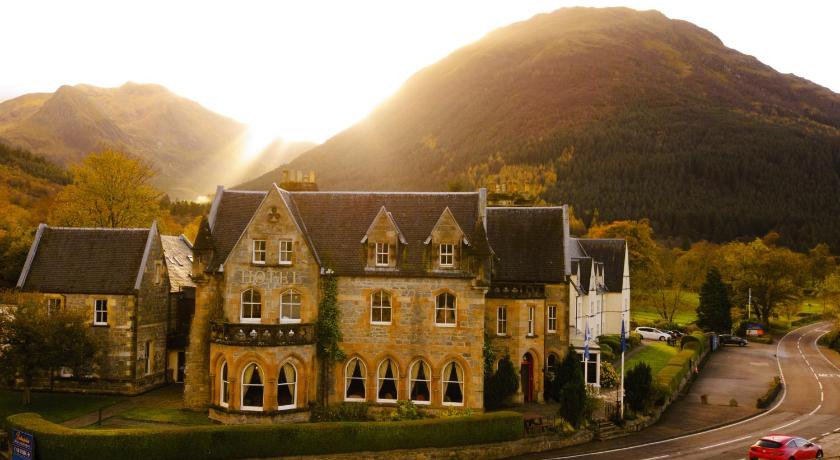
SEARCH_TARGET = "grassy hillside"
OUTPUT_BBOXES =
[240,7,840,250]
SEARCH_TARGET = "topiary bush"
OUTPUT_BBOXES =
[7,411,524,460]
[625,362,653,412]
[484,355,519,409]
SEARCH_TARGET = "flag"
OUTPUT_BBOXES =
[583,320,591,362]
[620,318,627,353]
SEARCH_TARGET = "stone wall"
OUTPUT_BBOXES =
[134,233,170,392]
[332,275,486,409]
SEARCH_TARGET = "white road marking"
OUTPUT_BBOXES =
[639,455,670,460]
[772,419,800,431]
[699,435,752,450]
[822,432,830,436]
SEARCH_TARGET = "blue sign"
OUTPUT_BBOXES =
[12,430,34,460]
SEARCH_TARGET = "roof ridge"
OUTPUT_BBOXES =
[289,191,479,195]
[46,226,151,231]
[224,189,269,195]
[487,206,566,210]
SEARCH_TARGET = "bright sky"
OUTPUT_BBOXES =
[1,0,838,149]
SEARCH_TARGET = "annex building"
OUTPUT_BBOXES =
[14,183,629,423]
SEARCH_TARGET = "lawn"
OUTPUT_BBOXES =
[631,291,699,327]
[120,406,214,426]
[623,342,679,376]
[0,389,124,428]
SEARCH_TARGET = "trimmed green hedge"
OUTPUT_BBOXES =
[7,411,524,460]
[756,377,783,409]
[655,348,701,393]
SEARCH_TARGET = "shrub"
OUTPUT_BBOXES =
[559,380,586,428]
[599,343,615,363]
[553,417,575,434]
[484,356,519,409]
[7,411,523,460]
[625,362,653,411]
[756,376,783,408]
[680,334,700,350]
[309,402,371,422]
[600,361,619,389]
[583,384,602,421]
[389,400,424,421]
[597,335,620,352]
[628,332,642,348]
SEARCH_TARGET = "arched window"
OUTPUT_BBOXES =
[277,363,297,410]
[435,292,456,326]
[409,360,431,405]
[547,353,559,368]
[220,361,230,408]
[442,361,464,406]
[371,290,392,324]
[241,289,262,323]
[241,363,264,411]
[345,358,367,401]
[280,290,302,323]
[377,359,398,402]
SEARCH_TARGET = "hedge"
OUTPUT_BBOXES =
[7,411,524,460]
[756,377,783,409]
[655,348,701,393]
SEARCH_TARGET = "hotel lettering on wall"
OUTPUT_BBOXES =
[238,269,303,291]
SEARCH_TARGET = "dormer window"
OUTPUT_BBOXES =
[252,240,266,264]
[439,243,454,267]
[279,239,293,265]
[375,242,389,266]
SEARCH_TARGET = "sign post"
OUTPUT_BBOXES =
[11,430,34,460]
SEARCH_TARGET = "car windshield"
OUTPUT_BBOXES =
[756,439,783,448]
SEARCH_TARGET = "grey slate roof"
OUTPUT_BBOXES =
[287,191,482,277]
[578,257,593,292]
[576,239,626,292]
[485,207,566,283]
[20,226,152,294]
[161,235,195,292]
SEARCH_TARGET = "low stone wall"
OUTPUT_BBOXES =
[209,406,309,424]
[280,430,594,460]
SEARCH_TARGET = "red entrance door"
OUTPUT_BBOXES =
[521,353,534,402]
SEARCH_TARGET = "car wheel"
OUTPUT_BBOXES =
[658,336,665,341]
[739,343,746,347]
[817,449,823,458]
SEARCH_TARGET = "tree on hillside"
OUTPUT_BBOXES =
[0,300,105,404]
[719,238,807,325]
[808,243,837,290]
[50,149,161,228]
[587,219,663,295]
[817,267,840,318]
[696,268,732,334]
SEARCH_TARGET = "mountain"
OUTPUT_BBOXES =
[236,138,316,186]
[0,83,252,199]
[239,7,840,250]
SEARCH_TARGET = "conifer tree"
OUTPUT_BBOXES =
[696,268,733,333]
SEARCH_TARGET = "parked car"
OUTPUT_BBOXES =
[748,435,822,459]
[719,334,748,347]
[665,330,684,339]
[634,327,671,341]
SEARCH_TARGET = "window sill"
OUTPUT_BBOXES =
[278,261,292,266]
[412,400,432,406]
[442,402,464,407]
[435,323,456,328]
[92,323,109,328]
[279,319,302,324]
[526,334,539,338]
[252,261,266,265]
[344,397,366,403]
[240,319,262,324]
[547,330,557,334]
[277,404,297,411]
[240,406,263,412]
[496,333,508,337]
[370,321,392,326]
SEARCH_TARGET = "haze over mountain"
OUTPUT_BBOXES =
[0,83,313,199]
[238,7,840,250]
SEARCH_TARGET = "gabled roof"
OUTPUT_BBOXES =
[287,191,483,277]
[161,235,195,292]
[18,224,156,295]
[207,189,267,271]
[361,206,408,245]
[486,207,566,283]
[576,238,627,292]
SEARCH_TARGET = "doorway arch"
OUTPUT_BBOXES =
[521,352,534,402]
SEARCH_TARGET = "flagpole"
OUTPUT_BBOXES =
[620,312,626,420]
[583,319,590,388]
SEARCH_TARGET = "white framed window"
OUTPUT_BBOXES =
[280,289,302,323]
[240,289,262,323]
[47,297,62,315]
[345,358,367,401]
[527,305,535,336]
[94,299,108,326]
[496,306,507,335]
[252,240,266,264]
[548,305,557,333]
[144,340,152,375]
[241,363,264,411]
[377,359,398,402]
[442,361,464,406]
[279,239,293,265]
[409,360,431,405]
[577,352,600,386]
[277,362,297,410]
[576,297,583,335]
[439,243,454,267]
[220,361,230,408]
[371,290,392,324]
[435,292,456,326]
[375,242,389,266]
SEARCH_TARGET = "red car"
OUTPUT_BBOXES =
[748,435,823,459]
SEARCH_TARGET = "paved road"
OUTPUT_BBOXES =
[520,322,840,460]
